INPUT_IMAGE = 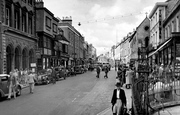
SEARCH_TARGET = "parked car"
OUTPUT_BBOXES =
[0,74,22,100]
[35,69,50,85]
[55,67,66,80]
[74,66,83,74]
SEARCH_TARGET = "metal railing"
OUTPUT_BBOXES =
[132,71,180,115]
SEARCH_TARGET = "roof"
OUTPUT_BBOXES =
[149,2,168,18]
[55,34,69,45]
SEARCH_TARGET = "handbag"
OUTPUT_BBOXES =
[122,107,130,115]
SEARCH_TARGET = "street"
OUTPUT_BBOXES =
[0,69,127,115]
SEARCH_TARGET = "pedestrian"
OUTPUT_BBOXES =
[96,65,101,78]
[104,65,109,78]
[7,69,17,100]
[27,71,36,94]
[111,82,127,115]
[51,67,56,84]
[125,67,133,89]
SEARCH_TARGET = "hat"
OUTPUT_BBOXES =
[115,82,121,87]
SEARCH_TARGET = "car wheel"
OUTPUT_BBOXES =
[16,86,21,96]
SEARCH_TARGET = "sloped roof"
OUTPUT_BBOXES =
[55,34,69,44]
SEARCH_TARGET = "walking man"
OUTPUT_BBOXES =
[96,65,101,78]
[104,65,109,78]
[28,71,36,94]
[7,69,17,100]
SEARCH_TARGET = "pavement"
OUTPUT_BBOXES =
[97,73,132,115]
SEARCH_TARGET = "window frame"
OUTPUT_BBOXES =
[53,23,57,32]
[46,16,51,28]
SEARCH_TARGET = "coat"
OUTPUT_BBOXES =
[111,88,127,107]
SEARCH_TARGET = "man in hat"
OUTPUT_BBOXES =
[111,82,127,115]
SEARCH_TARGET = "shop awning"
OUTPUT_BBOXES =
[148,38,171,57]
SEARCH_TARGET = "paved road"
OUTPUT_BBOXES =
[0,69,119,115]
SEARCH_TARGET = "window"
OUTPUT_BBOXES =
[46,16,51,28]
[172,21,174,32]
[176,16,179,32]
[22,13,27,32]
[43,37,47,48]
[28,16,32,34]
[43,37,51,49]
[5,7,11,26]
[53,24,57,32]
[14,10,20,29]
[144,26,149,31]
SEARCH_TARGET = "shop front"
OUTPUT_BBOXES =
[146,32,180,114]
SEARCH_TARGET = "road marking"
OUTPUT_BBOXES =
[72,98,76,102]
[96,107,111,115]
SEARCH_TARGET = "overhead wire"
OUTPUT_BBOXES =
[74,11,149,26]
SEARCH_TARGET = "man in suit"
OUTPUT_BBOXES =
[111,82,127,115]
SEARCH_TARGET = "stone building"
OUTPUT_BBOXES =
[0,0,37,74]
[35,0,68,70]
[59,17,84,66]
[129,16,150,60]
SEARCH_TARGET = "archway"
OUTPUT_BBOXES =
[29,49,34,67]
[6,45,13,74]
[15,46,21,70]
[22,48,28,70]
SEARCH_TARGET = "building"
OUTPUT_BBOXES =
[148,0,180,70]
[148,2,168,66]
[129,16,150,61]
[119,35,131,65]
[88,44,97,64]
[0,0,37,74]
[59,17,85,66]
[35,0,63,70]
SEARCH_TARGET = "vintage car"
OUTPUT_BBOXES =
[35,69,50,85]
[0,74,22,100]
[74,66,84,74]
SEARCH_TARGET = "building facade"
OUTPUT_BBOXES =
[35,0,62,70]
[129,17,150,61]
[0,0,37,74]
[59,17,85,66]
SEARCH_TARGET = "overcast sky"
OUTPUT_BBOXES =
[43,0,166,56]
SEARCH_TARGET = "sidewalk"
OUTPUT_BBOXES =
[97,85,132,115]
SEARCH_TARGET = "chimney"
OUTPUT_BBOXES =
[35,0,44,8]
[62,16,72,25]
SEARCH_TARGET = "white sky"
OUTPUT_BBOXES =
[43,0,166,56]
